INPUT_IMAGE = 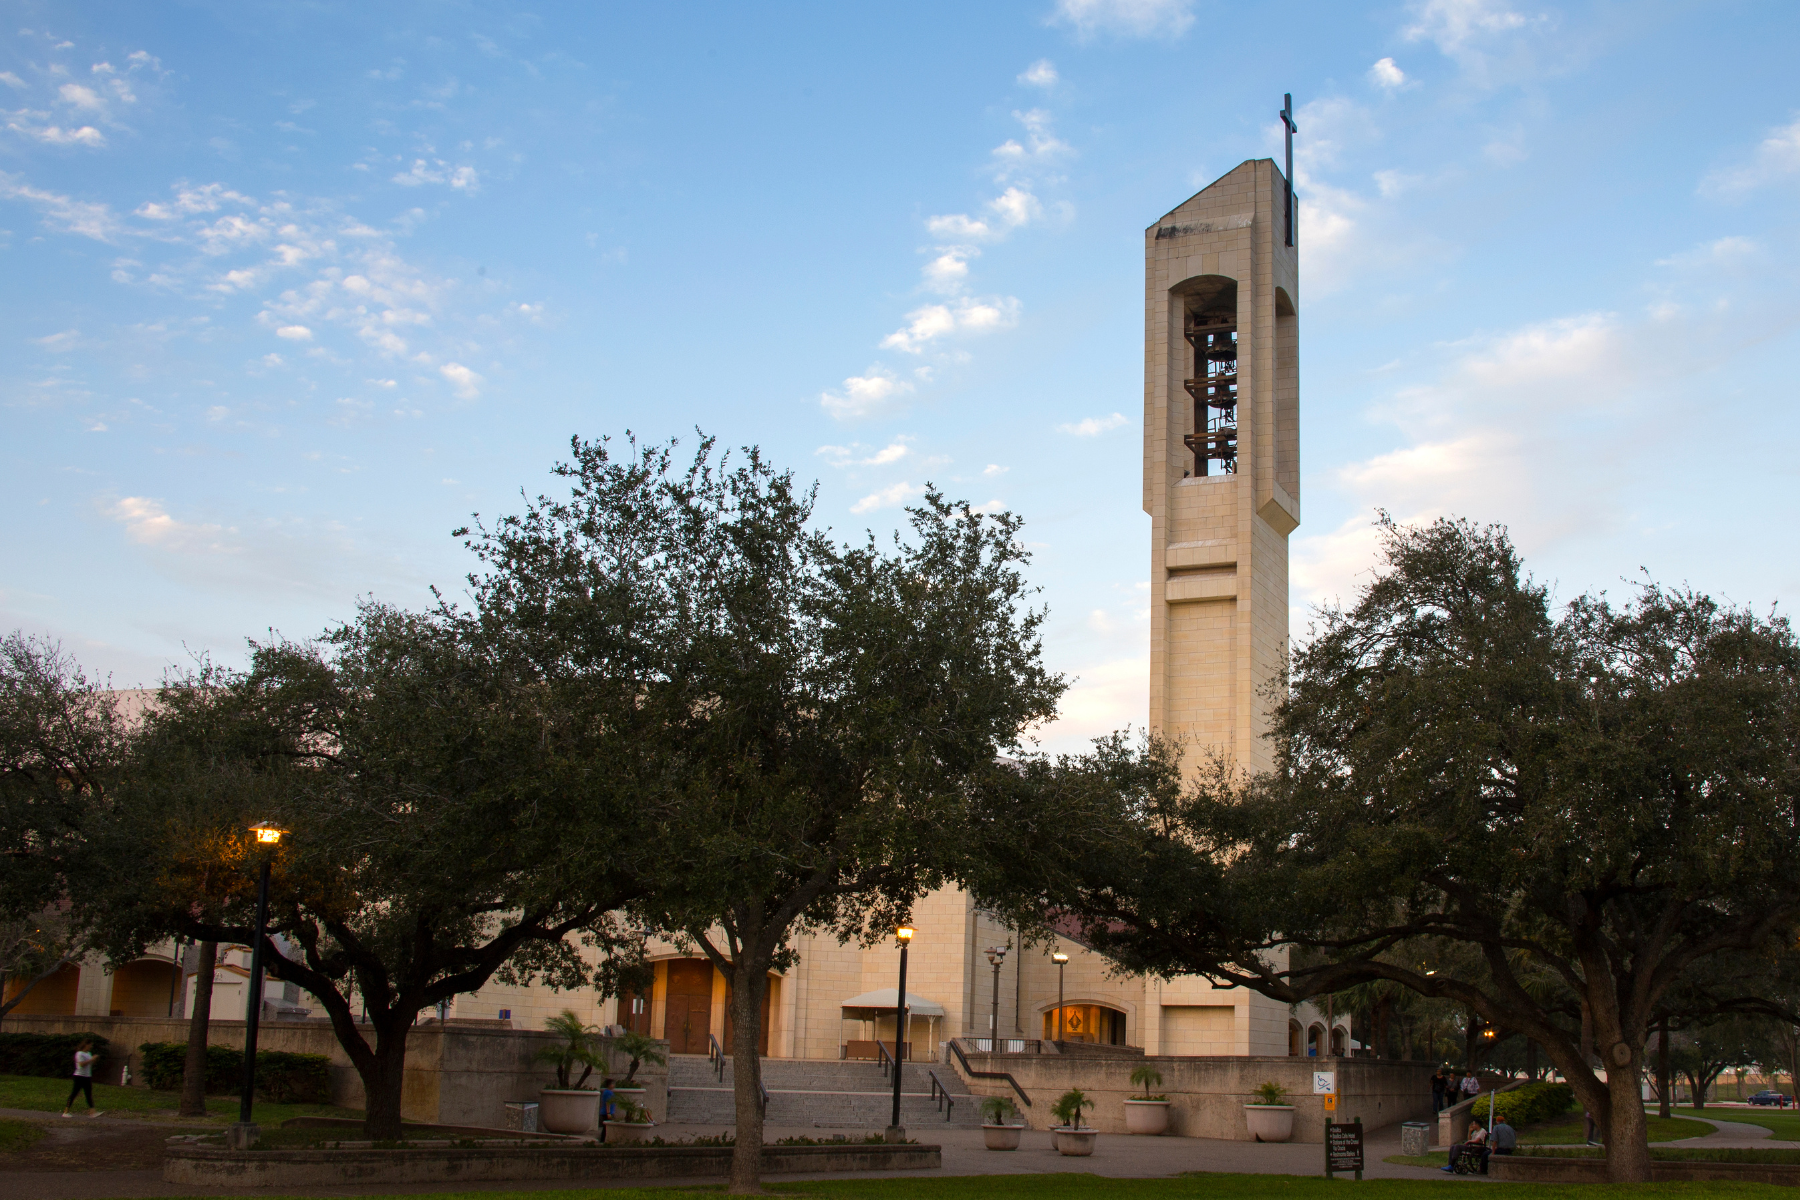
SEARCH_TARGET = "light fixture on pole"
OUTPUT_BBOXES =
[886,926,913,1143]
[229,823,286,1150]
[1051,951,1069,1044]
[985,946,1007,1049]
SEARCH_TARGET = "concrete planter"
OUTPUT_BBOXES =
[982,1124,1023,1150]
[1244,1104,1294,1143]
[605,1121,655,1143]
[1053,1127,1098,1156]
[1124,1099,1171,1135]
[538,1089,600,1135]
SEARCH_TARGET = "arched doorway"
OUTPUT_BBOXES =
[1307,1024,1325,1057]
[2,962,79,1015]
[1041,1003,1126,1046]
[1289,1020,1303,1056]
[110,959,180,1017]
[1330,1025,1347,1057]
[664,960,715,1055]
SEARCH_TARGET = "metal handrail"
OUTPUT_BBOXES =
[947,1037,1032,1107]
[927,1069,955,1122]
[708,1034,725,1082]
[875,1038,896,1080]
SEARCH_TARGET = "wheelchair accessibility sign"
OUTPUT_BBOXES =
[1313,1071,1336,1095]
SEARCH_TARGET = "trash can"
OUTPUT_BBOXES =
[1401,1121,1431,1157]
[504,1101,540,1133]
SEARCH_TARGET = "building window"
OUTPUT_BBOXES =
[1042,1004,1126,1046]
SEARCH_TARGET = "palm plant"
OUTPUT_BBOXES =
[534,1010,605,1090]
[981,1096,1018,1126]
[609,1029,668,1086]
[1130,1065,1165,1100]
[1051,1088,1090,1130]
[1254,1080,1289,1105]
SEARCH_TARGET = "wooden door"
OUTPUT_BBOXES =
[665,960,714,1055]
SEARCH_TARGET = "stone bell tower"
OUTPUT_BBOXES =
[1143,160,1299,776]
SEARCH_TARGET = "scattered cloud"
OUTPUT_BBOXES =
[1018,59,1058,87]
[1701,115,1800,198]
[983,463,1008,476]
[392,159,480,190]
[0,174,121,240]
[1369,57,1408,89]
[1057,412,1128,436]
[1653,235,1758,270]
[1050,0,1195,40]
[821,366,914,420]
[274,324,313,340]
[882,297,1020,353]
[1403,0,1533,56]
[439,361,483,398]
[850,480,925,514]
[33,329,79,352]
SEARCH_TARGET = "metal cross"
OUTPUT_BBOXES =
[1280,92,1298,247]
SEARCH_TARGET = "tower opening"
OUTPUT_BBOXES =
[1179,277,1239,476]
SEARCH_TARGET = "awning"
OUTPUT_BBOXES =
[840,989,946,1017]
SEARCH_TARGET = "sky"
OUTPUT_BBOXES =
[3,0,1798,753]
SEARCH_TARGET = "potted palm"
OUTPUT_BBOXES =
[605,1094,656,1142]
[1050,1088,1097,1156]
[981,1096,1023,1150]
[1125,1065,1171,1134]
[535,1010,605,1135]
[607,1029,667,1110]
[1244,1080,1295,1143]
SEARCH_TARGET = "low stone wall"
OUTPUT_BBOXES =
[1,1014,669,1130]
[950,1050,1433,1141]
[164,1141,941,1186]
[1492,1154,1800,1186]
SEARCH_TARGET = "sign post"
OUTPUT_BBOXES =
[1315,1071,1338,1179]
[1327,1117,1366,1181]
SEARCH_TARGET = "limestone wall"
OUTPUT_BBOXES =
[0,1013,669,1129]
[949,1049,1434,1140]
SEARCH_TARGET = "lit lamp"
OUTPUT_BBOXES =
[985,946,1008,1049]
[1051,951,1069,1044]
[229,823,286,1150]
[887,926,914,1143]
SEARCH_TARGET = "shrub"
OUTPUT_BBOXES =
[1130,1064,1166,1100]
[0,1032,110,1078]
[1050,1088,1090,1129]
[1253,1080,1289,1106]
[136,1042,331,1104]
[981,1096,1018,1125]
[1481,1081,1574,1127]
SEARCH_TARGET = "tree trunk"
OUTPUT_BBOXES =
[726,959,768,1194]
[1656,1019,1670,1119]
[1579,999,1595,1145]
[179,941,216,1118]
[1603,1051,1653,1183]
[359,1020,412,1140]
[1527,1039,1539,1083]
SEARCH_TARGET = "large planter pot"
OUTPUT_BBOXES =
[1124,1099,1171,1135]
[1244,1104,1295,1143]
[604,1120,656,1143]
[1053,1127,1098,1156]
[538,1089,600,1135]
[983,1124,1023,1150]
[610,1085,649,1122]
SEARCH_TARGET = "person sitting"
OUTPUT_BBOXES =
[1441,1122,1489,1173]
[1491,1118,1517,1158]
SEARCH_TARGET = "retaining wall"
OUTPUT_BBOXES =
[0,1013,669,1129]
[950,1050,1433,1141]
[1493,1154,1800,1186]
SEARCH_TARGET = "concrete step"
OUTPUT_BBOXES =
[664,1054,979,1128]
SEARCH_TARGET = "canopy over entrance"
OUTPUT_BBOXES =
[840,989,945,1017]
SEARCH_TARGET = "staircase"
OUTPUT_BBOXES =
[665,1054,981,1129]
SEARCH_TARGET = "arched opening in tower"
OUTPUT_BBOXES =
[1180,277,1238,476]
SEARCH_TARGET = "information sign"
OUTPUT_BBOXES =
[1326,1121,1364,1174]
[1312,1070,1336,1095]
[1321,1094,1337,1111]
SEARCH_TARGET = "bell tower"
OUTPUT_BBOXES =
[1143,160,1299,775]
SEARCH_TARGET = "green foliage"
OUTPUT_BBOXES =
[0,1116,44,1153]
[607,1029,666,1085]
[981,1095,1017,1125]
[136,1042,330,1103]
[1253,1081,1289,1106]
[1050,1088,1089,1129]
[613,1094,651,1123]
[535,1010,605,1090]
[0,1032,109,1078]
[1482,1081,1573,1127]
[1130,1064,1165,1100]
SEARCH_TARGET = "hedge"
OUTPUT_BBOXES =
[0,1031,111,1078]
[138,1042,332,1104]
[1477,1081,1575,1127]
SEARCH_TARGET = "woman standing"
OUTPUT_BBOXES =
[61,1040,101,1118]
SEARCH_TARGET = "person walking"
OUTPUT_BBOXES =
[599,1077,615,1144]
[61,1040,101,1118]
[1431,1067,1449,1113]
[1460,1070,1482,1102]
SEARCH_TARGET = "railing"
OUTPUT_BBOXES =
[964,1038,1044,1054]
[708,1034,726,1082]
[947,1037,1032,1108]
[876,1038,896,1081]
[927,1069,955,1122]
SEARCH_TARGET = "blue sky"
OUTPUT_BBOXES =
[3,0,1798,751]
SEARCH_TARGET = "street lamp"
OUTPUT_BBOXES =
[1051,951,1069,1044]
[229,823,286,1150]
[886,926,913,1143]
[985,946,1007,1050]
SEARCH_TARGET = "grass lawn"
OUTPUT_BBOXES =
[1518,1111,1713,1145]
[0,1117,45,1153]
[1681,1106,1800,1139]
[0,1074,359,1125]
[143,1176,1800,1199]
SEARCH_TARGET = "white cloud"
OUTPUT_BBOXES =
[850,481,925,514]
[274,324,313,340]
[392,159,480,190]
[926,212,994,243]
[816,439,913,467]
[1654,236,1757,270]
[136,182,253,219]
[0,174,120,241]
[1403,0,1532,56]
[439,361,483,398]
[988,185,1043,229]
[1701,116,1800,198]
[1051,0,1195,39]
[107,496,227,551]
[821,366,914,420]
[983,463,1008,476]
[1057,412,1128,436]
[1018,59,1058,87]
[33,329,79,352]
[0,72,25,89]
[881,297,1020,353]
[971,499,1006,515]
[1369,57,1408,89]
[7,119,105,146]
[1033,654,1149,755]
[923,248,975,293]
[57,83,105,112]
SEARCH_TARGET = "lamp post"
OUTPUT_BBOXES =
[1051,951,1068,1044]
[886,926,913,1143]
[985,946,1007,1050]
[229,822,285,1150]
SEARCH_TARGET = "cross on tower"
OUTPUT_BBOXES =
[1280,92,1298,247]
